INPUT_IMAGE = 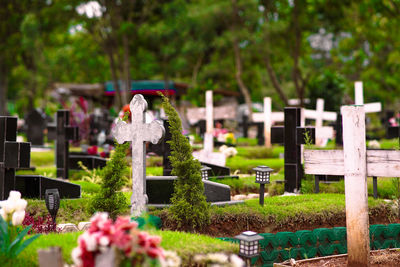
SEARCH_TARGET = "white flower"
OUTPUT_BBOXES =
[368,140,381,149]
[8,191,21,201]
[99,236,109,247]
[161,250,181,267]
[206,253,229,263]
[219,145,228,152]
[2,200,15,214]
[15,199,27,211]
[71,247,83,266]
[12,210,25,226]
[229,254,244,267]
[85,234,98,252]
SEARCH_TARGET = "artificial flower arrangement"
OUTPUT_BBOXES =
[71,213,166,267]
[0,191,39,260]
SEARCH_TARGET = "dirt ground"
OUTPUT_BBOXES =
[287,249,400,267]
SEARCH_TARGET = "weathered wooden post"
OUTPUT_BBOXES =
[263,97,272,148]
[341,105,370,267]
[204,90,214,152]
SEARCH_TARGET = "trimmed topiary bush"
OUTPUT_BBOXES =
[161,94,210,231]
[89,142,130,219]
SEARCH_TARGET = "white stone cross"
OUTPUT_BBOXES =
[304,105,400,266]
[112,94,165,216]
[355,81,382,113]
[302,98,337,145]
[252,97,284,147]
[204,90,214,152]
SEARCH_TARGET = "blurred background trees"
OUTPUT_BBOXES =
[1,0,399,116]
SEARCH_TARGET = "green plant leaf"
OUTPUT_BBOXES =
[14,234,40,256]
[7,225,31,255]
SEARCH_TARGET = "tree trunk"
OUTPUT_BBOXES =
[264,54,289,105]
[0,64,8,116]
[291,0,305,107]
[122,34,130,105]
[106,48,123,110]
[233,38,253,122]
[231,0,253,121]
[191,53,204,87]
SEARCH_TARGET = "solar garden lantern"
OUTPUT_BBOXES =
[45,189,60,224]
[235,231,264,266]
[253,165,273,206]
[201,166,212,180]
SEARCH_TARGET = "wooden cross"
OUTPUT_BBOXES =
[0,116,31,199]
[271,107,315,192]
[252,97,284,147]
[303,98,337,145]
[304,106,400,266]
[47,110,79,179]
[112,94,165,216]
[355,81,382,113]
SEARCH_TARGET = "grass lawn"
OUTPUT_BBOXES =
[2,230,237,267]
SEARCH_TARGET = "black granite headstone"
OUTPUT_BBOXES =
[0,117,31,200]
[162,120,173,176]
[335,112,343,146]
[47,110,79,179]
[69,154,107,170]
[25,109,47,146]
[271,107,316,192]
[146,176,231,205]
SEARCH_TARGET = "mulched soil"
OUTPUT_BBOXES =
[285,249,400,267]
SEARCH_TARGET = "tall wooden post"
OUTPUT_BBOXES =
[341,105,370,267]
[204,90,214,152]
[263,97,272,148]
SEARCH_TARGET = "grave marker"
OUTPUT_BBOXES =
[47,110,79,179]
[112,94,165,216]
[0,116,80,199]
[271,107,315,192]
[303,106,400,266]
[354,81,382,113]
[25,109,47,146]
[302,98,337,145]
[0,116,30,199]
[251,97,284,147]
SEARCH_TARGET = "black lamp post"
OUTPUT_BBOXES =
[201,166,212,180]
[235,231,264,266]
[45,189,60,225]
[253,165,273,206]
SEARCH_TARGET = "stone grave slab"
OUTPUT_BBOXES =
[15,175,80,199]
[146,176,231,205]
[69,153,107,170]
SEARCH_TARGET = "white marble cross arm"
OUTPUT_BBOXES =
[112,121,132,144]
[143,120,165,144]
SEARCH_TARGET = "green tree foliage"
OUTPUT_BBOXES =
[307,70,345,112]
[161,94,210,232]
[89,142,129,219]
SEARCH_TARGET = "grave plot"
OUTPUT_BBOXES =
[112,94,241,208]
[187,90,238,147]
[0,116,80,200]
[304,105,400,266]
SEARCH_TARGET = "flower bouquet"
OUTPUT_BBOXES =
[72,213,165,267]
